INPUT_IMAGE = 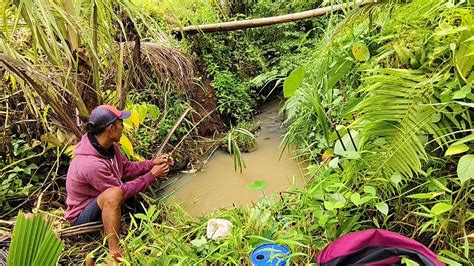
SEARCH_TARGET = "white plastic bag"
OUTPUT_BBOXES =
[206,219,233,239]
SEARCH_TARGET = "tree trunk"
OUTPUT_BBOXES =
[175,0,372,34]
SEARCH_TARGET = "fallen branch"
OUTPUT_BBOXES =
[174,0,372,34]
[58,221,103,238]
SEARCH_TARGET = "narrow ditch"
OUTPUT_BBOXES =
[159,97,307,216]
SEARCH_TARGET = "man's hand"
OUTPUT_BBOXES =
[153,154,174,166]
[150,162,169,179]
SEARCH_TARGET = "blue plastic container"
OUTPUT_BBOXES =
[250,243,290,266]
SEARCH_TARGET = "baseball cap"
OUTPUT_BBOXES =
[88,105,131,129]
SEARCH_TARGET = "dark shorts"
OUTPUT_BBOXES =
[73,196,144,226]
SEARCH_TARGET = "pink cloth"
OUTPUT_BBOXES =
[317,229,444,265]
[64,134,154,223]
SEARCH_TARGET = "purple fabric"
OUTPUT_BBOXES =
[317,229,444,265]
[65,134,155,223]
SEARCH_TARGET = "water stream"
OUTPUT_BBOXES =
[163,99,306,217]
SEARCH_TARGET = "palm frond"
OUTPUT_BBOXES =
[7,212,63,266]
[351,68,470,179]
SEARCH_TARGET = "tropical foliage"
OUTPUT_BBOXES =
[1,0,473,265]
[8,212,63,266]
[282,0,473,261]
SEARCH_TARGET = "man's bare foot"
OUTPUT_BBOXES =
[105,250,123,265]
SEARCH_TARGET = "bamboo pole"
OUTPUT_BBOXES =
[174,0,372,34]
[154,107,191,157]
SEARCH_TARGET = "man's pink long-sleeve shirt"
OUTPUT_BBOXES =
[64,134,154,223]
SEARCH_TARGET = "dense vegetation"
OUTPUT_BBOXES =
[0,0,473,265]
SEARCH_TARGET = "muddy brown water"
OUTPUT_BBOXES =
[163,99,307,217]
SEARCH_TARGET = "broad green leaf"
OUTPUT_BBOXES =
[318,214,329,227]
[373,216,380,228]
[430,113,441,123]
[359,196,374,205]
[334,130,359,156]
[190,236,207,247]
[129,110,140,128]
[363,186,376,196]
[324,201,334,211]
[147,105,161,120]
[283,66,305,98]
[352,42,370,61]
[40,132,61,147]
[134,213,147,220]
[350,193,361,206]
[334,201,345,209]
[438,249,467,265]
[453,90,468,99]
[327,59,353,90]
[328,157,339,169]
[375,202,389,216]
[445,144,469,156]
[120,135,134,157]
[137,104,148,123]
[390,173,402,186]
[430,203,452,216]
[247,180,268,191]
[457,154,474,184]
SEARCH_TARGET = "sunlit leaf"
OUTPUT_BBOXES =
[457,154,474,184]
[350,193,361,206]
[375,202,388,216]
[147,105,161,120]
[190,236,207,247]
[137,104,148,123]
[283,66,305,98]
[352,42,370,61]
[334,130,359,156]
[129,110,140,128]
[390,173,402,186]
[430,113,441,123]
[334,201,345,209]
[120,135,134,157]
[40,132,61,147]
[430,203,452,216]
[445,144,469,156]
[324,201,334,211]
[363,186,376,196]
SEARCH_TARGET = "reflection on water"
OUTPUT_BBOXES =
[163,99,306,217]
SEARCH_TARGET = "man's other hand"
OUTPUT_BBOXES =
[150,162,169,178]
